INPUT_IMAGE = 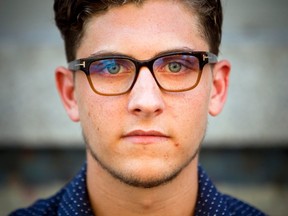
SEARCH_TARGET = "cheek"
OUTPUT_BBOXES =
[172,90,210,123]
[167,90,210,147]
[77,91,126,144]
[75,80,115,128]
[80,99,115,133]
[77,99,118,159]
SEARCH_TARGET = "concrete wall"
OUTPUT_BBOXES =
[0,0,288,147]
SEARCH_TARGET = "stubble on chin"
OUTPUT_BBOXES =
[83,130,204,189]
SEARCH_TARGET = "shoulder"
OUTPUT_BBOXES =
[9,163,91,216]
[195,165,267,216]
[8,188,65,216]
[222,194,266,216]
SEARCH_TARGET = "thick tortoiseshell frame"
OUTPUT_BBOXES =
[68,51,218,96]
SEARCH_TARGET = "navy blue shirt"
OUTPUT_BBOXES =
[10,164,266,216]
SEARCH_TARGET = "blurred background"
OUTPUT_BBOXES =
[0,0,287,215]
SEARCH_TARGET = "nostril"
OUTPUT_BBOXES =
[134,108,141,113]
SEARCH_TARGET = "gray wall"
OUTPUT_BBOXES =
[0,0,288,147]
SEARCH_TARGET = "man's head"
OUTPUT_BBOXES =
[54,0,223,62]
[54,0,230,188]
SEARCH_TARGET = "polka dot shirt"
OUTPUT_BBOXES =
[194,166,266,216]
[10,163,266,216]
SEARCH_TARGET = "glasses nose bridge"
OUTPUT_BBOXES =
[131,58,161,90]
[132,58,157,80]
[134,58,155,75]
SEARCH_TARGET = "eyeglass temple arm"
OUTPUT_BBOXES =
[68,60,86,71]
[204,52,218,63]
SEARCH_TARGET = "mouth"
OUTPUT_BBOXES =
[122,130,170,144]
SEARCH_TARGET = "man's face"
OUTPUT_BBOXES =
[59,0,228,188]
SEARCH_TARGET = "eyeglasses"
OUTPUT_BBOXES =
[68,51,217,96]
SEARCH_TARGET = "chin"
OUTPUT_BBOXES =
[116,166,181,188]
[108,157,192,189]
[86,134,201,188]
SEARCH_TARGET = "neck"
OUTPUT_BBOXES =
[86,154,199,216]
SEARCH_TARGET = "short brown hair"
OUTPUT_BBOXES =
[54,0,223,62]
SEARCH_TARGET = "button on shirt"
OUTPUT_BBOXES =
[10,163,266,216]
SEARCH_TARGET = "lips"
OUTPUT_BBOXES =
[122,130,169,144]
[125,130,168,137]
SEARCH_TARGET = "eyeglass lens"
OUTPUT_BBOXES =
[88,54,201,94]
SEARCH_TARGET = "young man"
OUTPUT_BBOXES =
[10,0,266,215]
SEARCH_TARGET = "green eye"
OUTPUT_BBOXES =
[107,64,121,74]
[168,62,182,73]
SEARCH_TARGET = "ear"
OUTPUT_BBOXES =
[55,66,80,122]
[208,60,231,116]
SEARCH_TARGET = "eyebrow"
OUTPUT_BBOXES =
[89,47,196,60]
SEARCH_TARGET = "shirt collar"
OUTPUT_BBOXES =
[58,164,94,215]
[58,164,230,216]
[194,165,230,216]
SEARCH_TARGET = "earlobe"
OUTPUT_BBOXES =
[55,66,80,122]
[208,60,231,116]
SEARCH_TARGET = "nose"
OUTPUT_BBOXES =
[127,68,165,118]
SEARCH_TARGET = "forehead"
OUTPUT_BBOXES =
[78,0,208,59]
